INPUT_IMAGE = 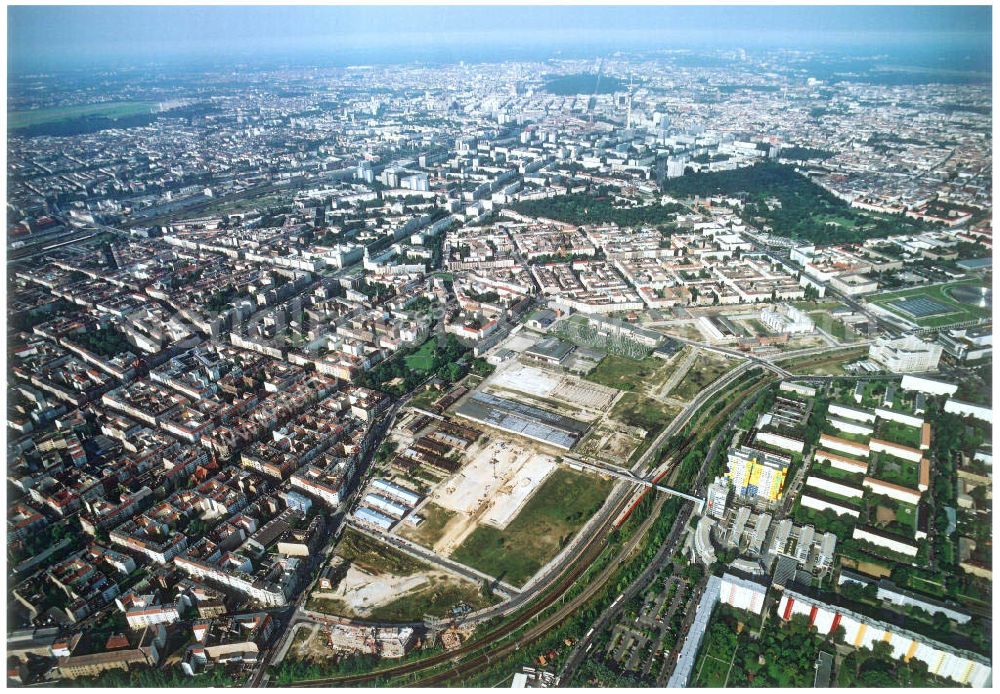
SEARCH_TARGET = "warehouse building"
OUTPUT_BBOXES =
[454,391,588,450]
[353,507,395,531]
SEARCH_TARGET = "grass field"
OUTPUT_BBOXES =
[335,528,428,576]
[745,318,768,336]
[451,467,613,587]
[907,573,947,597]
[813,462,865,484]
[585,354,667,391]
[366,575,497,622]
[9,101,155,129]
[305,596,351,616]
[815,213,858,229]
[404,339,437,371]
[610,392,679,438]
[867,279,990,328]
[397,502,455,548]
[693,649,733,687]
[813,485,864,507]
[671,353,733,401]
[870,450,920,488]
[877,419,922,449]
[792,299,844,312]
[823,426,869,445]
[895,502,918,534]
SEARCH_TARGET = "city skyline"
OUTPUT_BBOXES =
[8,5,993,72]
[5,4,992,690]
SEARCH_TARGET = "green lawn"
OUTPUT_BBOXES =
[9,101,155,129]
[792,299,844,312]
[907,573,947,598]
[746,318,768,336]
[872,453,920,488]
[815,214,858,229]
[823,425,869,445]
[404,339,437,371]
[877,419,923,449]
[366,575,498,622]
[610,392,679,438]
[398,502,455,548]
[895,502,918,534]
[812,462,865,484]
[451,468,613,587]
[809,485,863,507]
[671,353,733,401]
[335,528,428,576]
[306,595,351,614]
[868,279,991,328]
[585,354,667,391]
[694,651,733,687]
[408,388,441,411]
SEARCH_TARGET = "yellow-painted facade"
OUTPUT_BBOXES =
[726,455,788,502]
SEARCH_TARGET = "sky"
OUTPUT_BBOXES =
[7,5,993,73]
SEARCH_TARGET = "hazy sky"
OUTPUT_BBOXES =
[8,5,993,72]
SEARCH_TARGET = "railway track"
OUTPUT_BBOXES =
[408,374,777,687]
[283,372,775,688]
[285,488,636,687]
[405,495,674,688]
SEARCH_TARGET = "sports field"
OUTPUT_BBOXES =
[867,279,990,328]
[9,101,156,129]
[404,339,437,371]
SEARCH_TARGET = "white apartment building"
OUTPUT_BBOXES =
[759,303,815,334]
[869,335,942,373]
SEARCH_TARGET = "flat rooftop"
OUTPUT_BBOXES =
[454,391,588,450]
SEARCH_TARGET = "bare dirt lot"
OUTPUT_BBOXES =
[317,564,432,616]
[428,436,558,554]
[577,420,646,463]
[485,362,618,419]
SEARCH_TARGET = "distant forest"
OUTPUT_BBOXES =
[778,146,835,161]
[513,189,684,228]
[12,103,219,138]
[662,161,933,244]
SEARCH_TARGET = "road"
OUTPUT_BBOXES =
[631,360,753,475]
[347,520,523,597]
[245,394,407,688]
[559,500,695,682]
[560,378,776,684]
